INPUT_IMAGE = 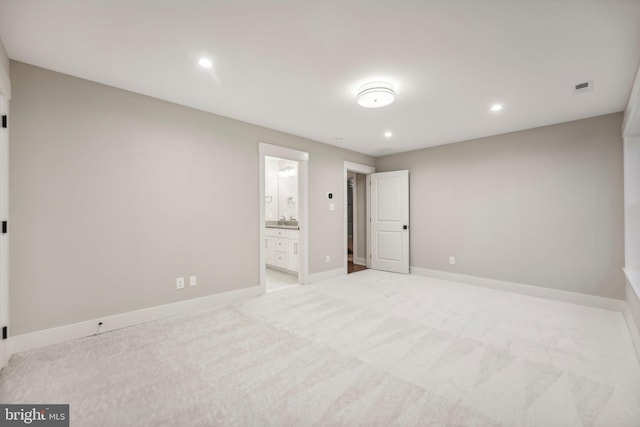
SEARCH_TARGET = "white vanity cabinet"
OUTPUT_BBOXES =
[265,235,276,266]
[265,228,283,267]
[286,230,299,272]
[274,237,288,268]
[265,227,299,273]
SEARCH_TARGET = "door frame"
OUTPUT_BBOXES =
[259,143,309,293]
[0,66,10,368]
[343,161,375,274]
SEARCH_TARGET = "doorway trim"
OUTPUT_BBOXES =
[259,143,309,294]
[343,161,375,275]
[0,69,10,368]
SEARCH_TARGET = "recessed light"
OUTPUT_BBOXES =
[490,103,503,112]
[384,131,393,138]
[357,82,396,108]
[198,58,213,68]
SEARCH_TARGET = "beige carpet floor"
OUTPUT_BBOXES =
[1,270,639,426]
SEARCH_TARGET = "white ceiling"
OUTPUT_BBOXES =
[1,0,639,156]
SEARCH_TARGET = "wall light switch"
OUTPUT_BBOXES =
[325,255,331,263]
[329,203,335,211]
[449,256,455,265]
[176,277,185,289]
[189,276,197,287]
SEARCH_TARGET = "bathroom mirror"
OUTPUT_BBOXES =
[265,156,298,223]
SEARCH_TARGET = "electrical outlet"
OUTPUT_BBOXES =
[449,256,455,265]
[189,276,197,287]
[176,277,185,289]
[325,255,331,263]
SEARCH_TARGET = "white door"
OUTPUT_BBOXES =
[0,93,7,367]
[370,170,409,274]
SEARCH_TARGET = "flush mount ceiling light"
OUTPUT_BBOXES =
[384,131,393,138]
[490,103,504,112]
[198,58,213,68]
[357,82,396,108]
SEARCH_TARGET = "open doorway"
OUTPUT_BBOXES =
[344,161,375,275]
[259,143,309,294]
[265,156,300,292]
[347,173,367,274]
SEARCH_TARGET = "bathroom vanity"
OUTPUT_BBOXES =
[265,223,299,273]
[264,156,299,274]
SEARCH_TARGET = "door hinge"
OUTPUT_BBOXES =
[1,221,6,234]
[1,115,6,129]
[2,326,7,340]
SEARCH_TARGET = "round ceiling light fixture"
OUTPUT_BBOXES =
[490,103,504,112]
[357,82,396,108]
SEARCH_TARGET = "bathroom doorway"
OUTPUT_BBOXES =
[264,156,299,291]
[259,143,308,294]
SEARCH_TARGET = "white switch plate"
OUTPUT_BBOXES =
[449,256,455,265]
[176,277,185,289]
[325,255,331,263]
[329,203,335,211]
[189,276,197,287]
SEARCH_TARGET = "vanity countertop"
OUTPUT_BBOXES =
[265,221,299,230]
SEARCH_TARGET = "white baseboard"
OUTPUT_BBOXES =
[10,285,261,355]
[354,257,367,266]
[306,268,345,284]
[410,267,625,312]
[623,304,640,362]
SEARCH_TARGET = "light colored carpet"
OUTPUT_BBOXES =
[1,270,639,426]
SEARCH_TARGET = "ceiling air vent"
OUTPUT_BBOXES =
[573,80,593,94]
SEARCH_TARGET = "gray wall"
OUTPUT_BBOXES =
[377,114,625,299]
[10,61,373,334]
